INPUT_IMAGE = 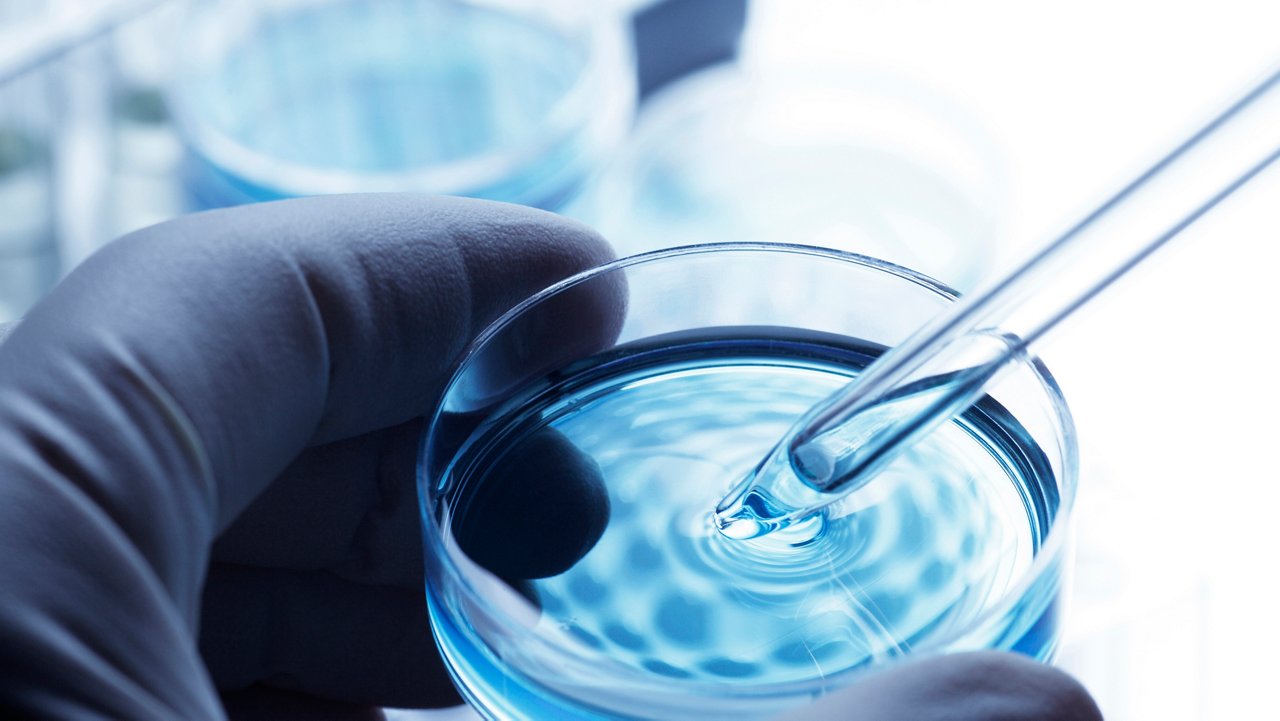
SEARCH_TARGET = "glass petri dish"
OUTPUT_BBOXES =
[420,243,1078,720]
[169,0,635,211]
[567,65,1008,292]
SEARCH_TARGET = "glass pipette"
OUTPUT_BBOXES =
[715,63,1280,541]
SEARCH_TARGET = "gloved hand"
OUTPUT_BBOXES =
[0,194,1102,720]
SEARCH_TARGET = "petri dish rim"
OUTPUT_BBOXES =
[419,241,1080,702]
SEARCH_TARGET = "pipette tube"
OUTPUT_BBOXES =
[717,63,1280,539]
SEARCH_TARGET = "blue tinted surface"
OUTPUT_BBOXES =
[180,0,589,209]
[428,332,1062,719]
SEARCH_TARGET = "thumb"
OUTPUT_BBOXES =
[775,651,1102,721]
[0,195,618,719]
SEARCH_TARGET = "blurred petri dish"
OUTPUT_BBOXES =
[568,64,1007,292]
[0,126,59,322]
[169,0,635,211]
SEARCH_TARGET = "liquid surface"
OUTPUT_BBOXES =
[438,333,1058,693]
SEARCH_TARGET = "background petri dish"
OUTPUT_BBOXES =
[0,126,59,323]
[170,0,635,211]
[568,64,1008,292]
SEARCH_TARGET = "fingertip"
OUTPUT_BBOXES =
[777,651,1103,721]
[932,651,1103,721]
[454,428,610,580]
[200,565,460,708]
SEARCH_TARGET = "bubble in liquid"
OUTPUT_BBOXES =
[567,573,609,606]
[626,536,666,573]
[539,590,567,616]
[920,560,952,590]
[565,624,604,650]
[770,638,853,667]
[604,623,650,652]
[699,657,760,678]
[654,592,711,646]
[642,659,693,678]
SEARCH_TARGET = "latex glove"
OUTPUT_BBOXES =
[0,194,1102,720]
[0,195,619,718]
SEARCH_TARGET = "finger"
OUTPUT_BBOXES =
[0,195,619,716]
[773,651,1102,721]
[200,564,460,708]
[221,686,385,721]
[4,193,620,599]
[217,419,610,590]
[452,427,609,580]
[210,419,427,589]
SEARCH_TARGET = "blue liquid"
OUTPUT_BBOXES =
[179,0,594,210]
[428,331,1063,719]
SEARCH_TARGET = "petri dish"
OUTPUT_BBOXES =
[567,65,1008,292]
[420,244,1078,719]
[169,0,635,211]
[0,126,58,323]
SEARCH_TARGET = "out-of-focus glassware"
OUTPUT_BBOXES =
[568,64,1007,293]
[2,0,684,323]
[0,0,188,320]
[0,121,58,322]
[169,0,635,211]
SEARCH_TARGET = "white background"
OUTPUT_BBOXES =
[746,2,1280,719]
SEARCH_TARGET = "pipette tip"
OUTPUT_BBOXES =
[712,444,831,543]
[713,489,783,540]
